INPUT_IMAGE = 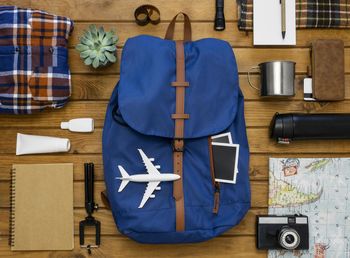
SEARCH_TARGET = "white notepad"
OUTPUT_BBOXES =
[253,0,296,45]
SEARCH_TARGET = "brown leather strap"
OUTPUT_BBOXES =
[172,114,190,119]
[172,40,189,231]
[208,138,220,214]
[165,12,192,42]
[171,81,189,87]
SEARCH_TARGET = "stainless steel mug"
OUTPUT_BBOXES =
[247,61,296,97]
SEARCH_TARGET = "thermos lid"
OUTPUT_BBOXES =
[270,113,294,139]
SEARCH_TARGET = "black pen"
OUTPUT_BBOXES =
[281,0,286,39]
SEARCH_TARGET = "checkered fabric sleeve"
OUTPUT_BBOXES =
[0,6,74,114]
[237,0,253,31]
[238,0,350,31]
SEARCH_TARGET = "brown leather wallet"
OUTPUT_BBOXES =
[310,39,345,101]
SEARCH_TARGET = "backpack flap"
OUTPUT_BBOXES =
[117,35,239,138]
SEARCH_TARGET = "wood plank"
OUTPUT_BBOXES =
[243,75,350,100]
[244,100,350,127]
[68,48,350,74]
[249,154,350,180]
[0,101,108,129]
[0,208,267,236]
[68,74,350,101]
[0,181,106,208]
[0,155,103,181]
[29,0,238,21]
[0,208,118,236]
[71,74,118,100]
[70,22,350,48]
[249,128,350,153]
[1,128,350,154]
[66,74,280,101]
[3,99,350,128]
[0,236,266,258]
[0,181,268,208]
[69,48,311,74]
[70,74,349,101]
[0,6,348,47]
[0,0,30,6]
[0,128,102,154]
[71,23,250,48]
[2,154,348,182]
[0,154,266,181]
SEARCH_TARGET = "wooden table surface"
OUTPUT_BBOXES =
[0,0,349,257]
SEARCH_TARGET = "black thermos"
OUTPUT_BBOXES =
[214,0,225,31]
[270,113,350,142]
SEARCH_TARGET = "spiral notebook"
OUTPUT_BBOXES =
[9,164,74,251]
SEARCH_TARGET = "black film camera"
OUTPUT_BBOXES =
[256,215,309,250]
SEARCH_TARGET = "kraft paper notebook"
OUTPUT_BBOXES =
[9,164,74,251]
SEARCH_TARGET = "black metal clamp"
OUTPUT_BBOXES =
[79,163,101,255]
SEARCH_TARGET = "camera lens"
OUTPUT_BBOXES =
[285,234,295,244]
[278,228,300,250]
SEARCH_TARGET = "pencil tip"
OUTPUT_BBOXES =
[282,31,286,39]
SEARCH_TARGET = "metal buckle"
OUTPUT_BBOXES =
[172,138,184,152]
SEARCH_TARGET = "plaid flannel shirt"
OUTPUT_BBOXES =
[238,0,350,31]
[0,6,73,114]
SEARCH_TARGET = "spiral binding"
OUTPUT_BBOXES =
[9,168,16,247]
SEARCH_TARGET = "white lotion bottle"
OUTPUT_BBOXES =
[60,118,94,133]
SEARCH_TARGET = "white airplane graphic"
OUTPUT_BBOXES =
[116,149,180,208]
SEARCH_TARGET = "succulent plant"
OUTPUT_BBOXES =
[76,25,118,69]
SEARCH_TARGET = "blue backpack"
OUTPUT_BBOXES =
[102,13,251,243]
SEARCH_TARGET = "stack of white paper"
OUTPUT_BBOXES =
[253,0,296,45]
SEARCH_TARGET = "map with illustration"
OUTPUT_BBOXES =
[268,158,350,258]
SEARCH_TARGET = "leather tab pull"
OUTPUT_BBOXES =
[172,114,189,119]
[171,81,189,87]
[213,190,220,214]
[208,137,220,214]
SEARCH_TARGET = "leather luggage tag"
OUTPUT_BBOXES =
[311,39,345,101]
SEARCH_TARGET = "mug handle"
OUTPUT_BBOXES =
[247,66,260,91]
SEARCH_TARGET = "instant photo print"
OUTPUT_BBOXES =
[211,133,240,184]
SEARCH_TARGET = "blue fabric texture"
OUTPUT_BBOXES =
[103,35,251,243]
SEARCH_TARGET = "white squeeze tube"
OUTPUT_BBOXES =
[16,133,71,155]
